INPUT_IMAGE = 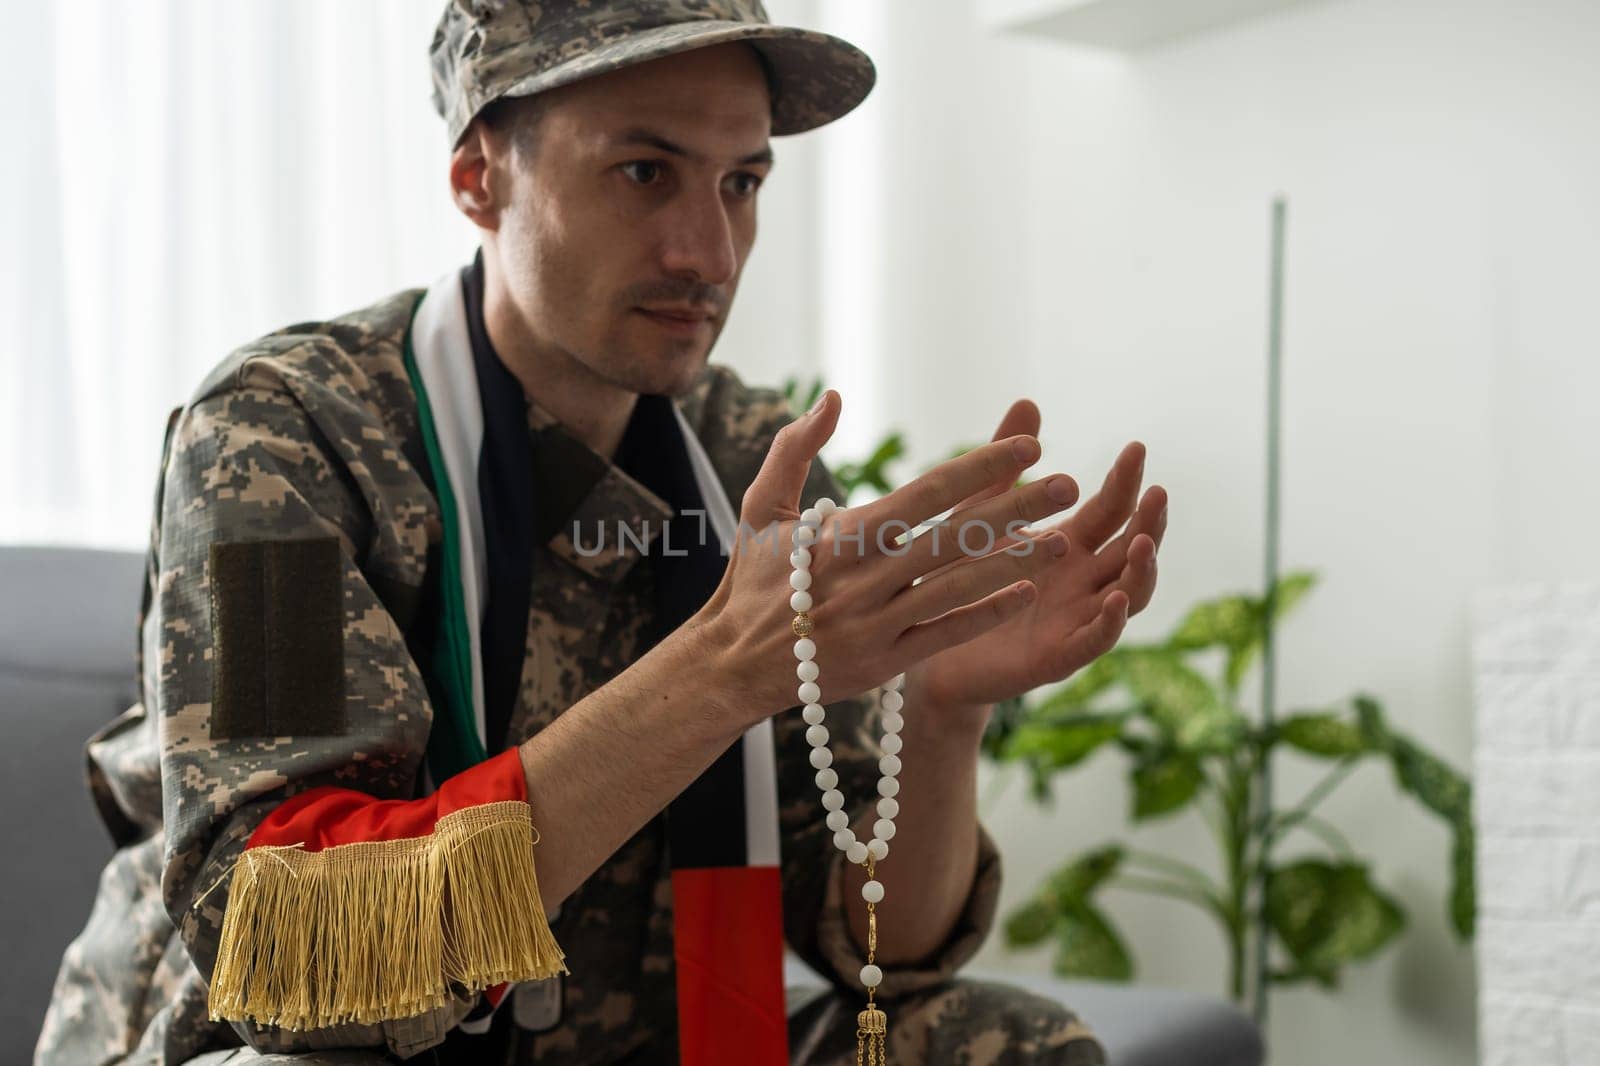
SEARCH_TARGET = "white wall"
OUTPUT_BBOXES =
[771,0,1600,1063]
[1475,584,1600,1066]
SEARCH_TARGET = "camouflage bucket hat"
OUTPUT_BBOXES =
[430,0,877,145]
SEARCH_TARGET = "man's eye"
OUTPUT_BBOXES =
[621,161,664,185]
[726,172,764,198]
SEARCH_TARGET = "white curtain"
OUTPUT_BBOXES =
[0,0,880,551]
[1,1,478,548]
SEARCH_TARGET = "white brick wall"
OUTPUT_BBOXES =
[1475,585,1600,1066]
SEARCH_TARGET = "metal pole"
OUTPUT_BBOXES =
[1254,197,1287,1027]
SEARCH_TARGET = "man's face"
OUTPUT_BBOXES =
[488,44,774,398]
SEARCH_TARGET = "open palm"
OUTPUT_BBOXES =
[909,400,1168,712]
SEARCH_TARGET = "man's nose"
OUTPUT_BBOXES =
[660,187,739,288]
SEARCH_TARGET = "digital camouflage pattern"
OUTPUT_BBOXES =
[34,284,1105,1064]
[428,0,876,144]
[790,979,1104,1065]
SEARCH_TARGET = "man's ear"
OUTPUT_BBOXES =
[449,123,501,230]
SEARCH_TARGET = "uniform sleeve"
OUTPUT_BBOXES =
[155,375,561,1058]
[776,459,1004,999]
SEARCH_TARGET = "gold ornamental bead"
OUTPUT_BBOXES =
[791,612,815,637]
[857,1007,887,1035]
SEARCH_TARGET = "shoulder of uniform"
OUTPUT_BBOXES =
[682,361,796,447]
[188,287,426,416]
[682,362,827,508]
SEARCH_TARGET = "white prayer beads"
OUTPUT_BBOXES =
[789,496,907,996]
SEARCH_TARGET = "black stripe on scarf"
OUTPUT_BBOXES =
[613,394,749,870]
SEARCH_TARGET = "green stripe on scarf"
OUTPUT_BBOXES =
[403,312,489,783]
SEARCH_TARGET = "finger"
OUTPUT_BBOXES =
[1041,590,1131,682]
[740,390,841,523]
[853,434,1041,546]
[893,580,1038,665]
[917,523,1049,585]
[892,472,1079,581]
[1062,441,1147,555]
[958,444,1151,571]
[998,398,1042,440]
[1104,533,1160,615]
[1087,485,1167,588]
[1148,489,1170,551]
[891,529,1068,627]
[950,399,1042,513]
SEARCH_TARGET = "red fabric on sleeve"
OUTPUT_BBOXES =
[246,747,528,851]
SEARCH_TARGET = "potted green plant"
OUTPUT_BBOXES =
[980,574,1474,1006]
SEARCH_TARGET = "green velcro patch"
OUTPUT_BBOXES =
[209,537,345,738]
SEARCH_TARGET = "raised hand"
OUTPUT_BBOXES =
[904,399,1167,715]
[692,390,1084,726]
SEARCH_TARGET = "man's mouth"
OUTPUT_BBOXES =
[635,306,714,335]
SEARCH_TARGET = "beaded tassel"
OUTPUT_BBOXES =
[857,1004,887,1065]
[856,857,888,1065]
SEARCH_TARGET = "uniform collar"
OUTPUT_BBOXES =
[460,249,676,586]
[525,395,675,583]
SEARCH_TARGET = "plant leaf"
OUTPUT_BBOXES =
[980,695,1030,762]
[833,432,906,498]
[1265,570,1318,621]
[1031,654,1126,718]
[1003,897,1057,948]
[1265,860,1407,980]
[1451,823,1476,939]
[865,432,905,471]
[1386,731,1476,939]
[1025,759,1056,804]
[1052,900,1135,981]
[1131,753,1204,820]
[1178,572,1319,655]
[1003,845,1125,957]
[1278,712,1372,758]
[1222,570,1319,688]
[1389,736,1471,822]
[1119,650,1244,753]
[1045,845,1125,900]
[1353,694,1391,750]
[1003,713,1128,771]
[1169,594,1259,652]
[985,718,1055,802]
[1223,647,1256,693]
[1352,694,1475,938]
[782,376,826,418]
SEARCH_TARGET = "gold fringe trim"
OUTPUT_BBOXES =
[207,800,567,1031]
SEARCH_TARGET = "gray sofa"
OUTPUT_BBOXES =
[3,544,1263,1065]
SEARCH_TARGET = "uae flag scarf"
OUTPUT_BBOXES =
[403,256,788,1062]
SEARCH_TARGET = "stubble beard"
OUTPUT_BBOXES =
[596,315,724,398]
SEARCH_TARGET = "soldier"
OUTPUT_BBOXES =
[37,2,1166,1063]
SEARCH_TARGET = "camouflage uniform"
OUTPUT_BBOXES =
[35,287,1104,1064]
